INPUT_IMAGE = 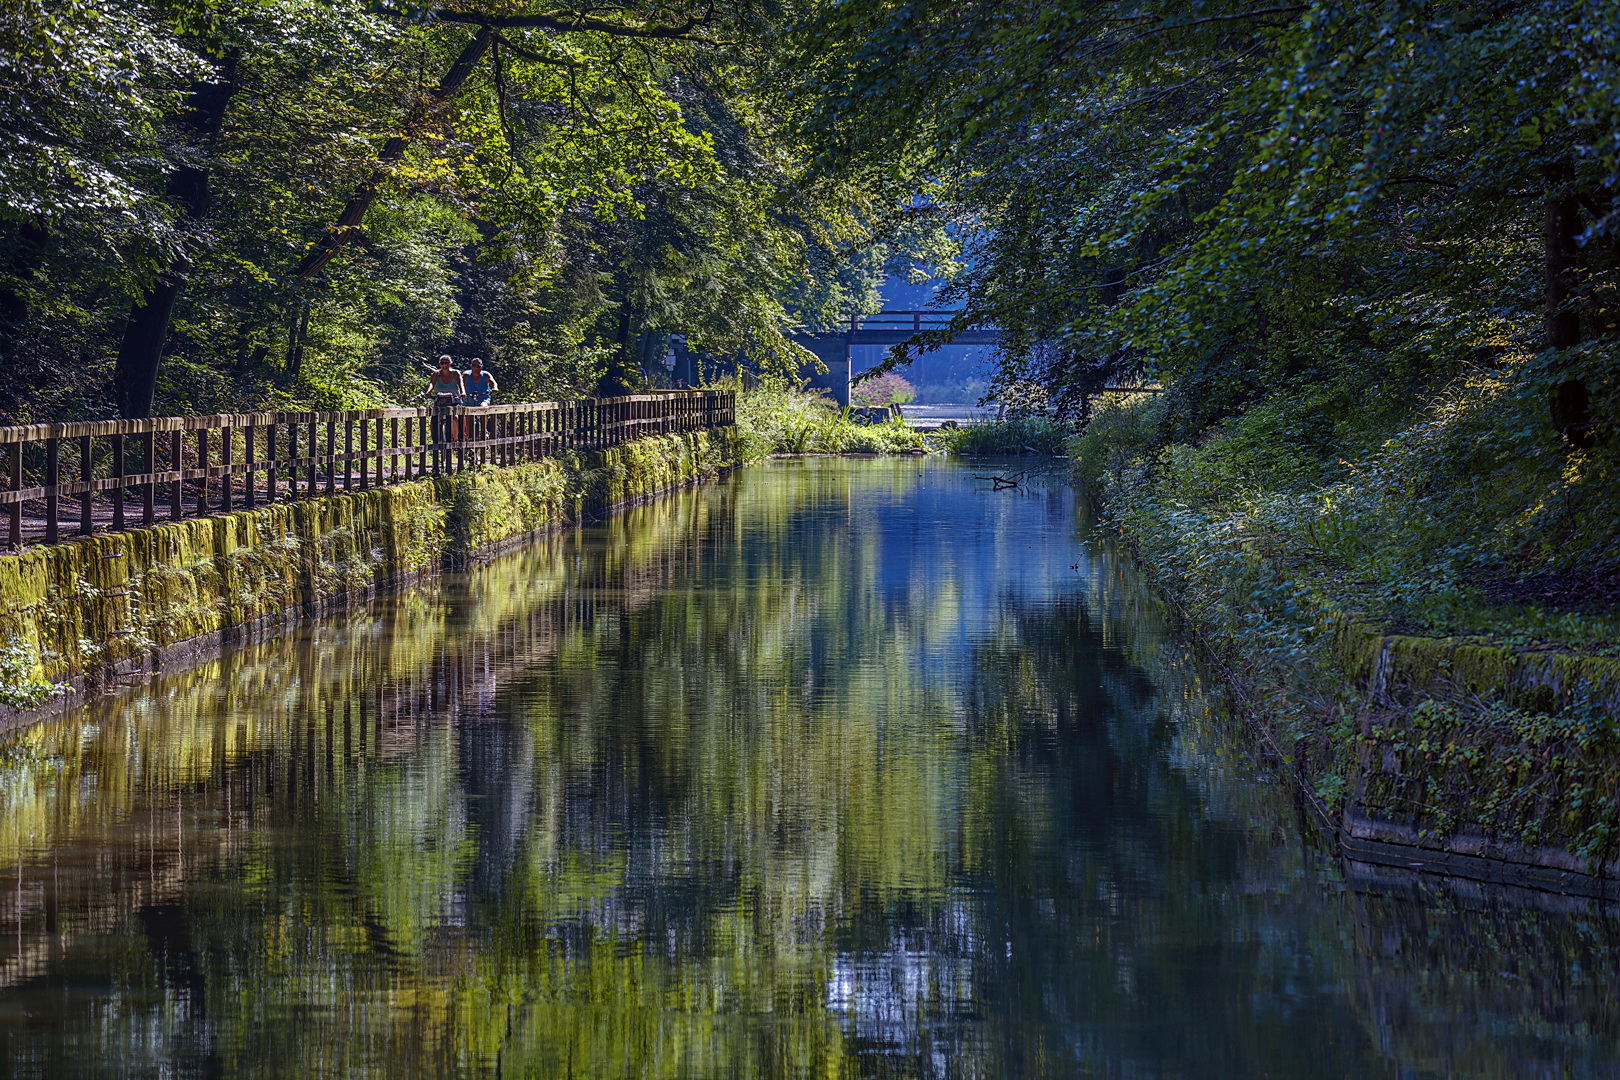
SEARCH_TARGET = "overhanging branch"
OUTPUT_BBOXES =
[425,2,717,40]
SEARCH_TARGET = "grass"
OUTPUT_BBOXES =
[733,379,929,457]
[928,416,1070,455]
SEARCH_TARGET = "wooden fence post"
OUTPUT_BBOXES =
[266,423,278,504]
[306,418,318,497]
[221,424,234,512]
[111,433,125,531]
[78,434,93,535]
[142,431,155,525]
[7,441,21,548]
[196,428,210,517]
[44,437,59,544]
[169,430,183,520]
[245,424,257,509]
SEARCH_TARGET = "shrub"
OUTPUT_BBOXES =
[931,416,1070,455]
[850,372,916,408]
[1080,358,1620,649]
[735,378,928,456]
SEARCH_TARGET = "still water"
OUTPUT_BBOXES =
[0,457,1615,1078]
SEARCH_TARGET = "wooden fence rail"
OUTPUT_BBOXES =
[0,390,736,549]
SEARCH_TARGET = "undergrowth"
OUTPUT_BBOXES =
[1075,362,1620,651]
[1073,362,1620,859]
[735,378,927,456]
[930,417,1070,455]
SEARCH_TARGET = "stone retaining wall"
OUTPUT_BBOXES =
[0,427,742,709]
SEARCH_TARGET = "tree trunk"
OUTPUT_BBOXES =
[595,302,640,398]
[283,298,311,383]
[113,52,240,418]
[292,29,495,282]
[1544,161,1592,448]
[0,223,48,421]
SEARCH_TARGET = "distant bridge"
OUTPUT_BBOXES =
[794,311,1000,406]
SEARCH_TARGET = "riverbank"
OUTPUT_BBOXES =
[0,427,743,720]
[1075,389,1620,897]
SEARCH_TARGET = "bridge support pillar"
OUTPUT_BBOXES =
[792,333,852,407]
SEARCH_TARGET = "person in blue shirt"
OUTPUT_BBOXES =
[462,358,497,406]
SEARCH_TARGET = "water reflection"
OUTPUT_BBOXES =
[0,457,1614,1077]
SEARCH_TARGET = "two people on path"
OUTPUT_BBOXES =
[427,355,499,444]
[427,355,498,407]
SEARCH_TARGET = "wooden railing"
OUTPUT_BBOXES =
[0,390,735,549]
[849,310,962,332]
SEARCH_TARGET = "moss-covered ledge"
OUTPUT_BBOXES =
[1329,617,1620,719]
[1288,615,1618,896]
[1105,501,1620,896]
[0,426,742,711]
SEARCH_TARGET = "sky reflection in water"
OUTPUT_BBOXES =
[0,456,1614,1078]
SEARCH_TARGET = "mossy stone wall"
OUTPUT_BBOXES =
[0,427,741,700]
[1329,617,1620,719]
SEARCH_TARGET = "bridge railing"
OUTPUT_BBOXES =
[849,310,963,332]
[0,389,735,549]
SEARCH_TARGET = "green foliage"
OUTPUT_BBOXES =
[1083,364,1620,652]
[794,0,1620,603]
[0,635,60,710]
[1359,694,1620,860]
[931,417,1069,456]
[734,378,928,456]
[1070,394,1162,491]
[0,0,934,419]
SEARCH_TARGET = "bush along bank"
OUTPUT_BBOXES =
[0,426,743,716]
[929,416,1070,455]
[1075,379,1620,898]
[734,378,1077,457]
[734,378,928,455]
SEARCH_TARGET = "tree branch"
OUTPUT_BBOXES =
[1381,174,1459,190]
[1105,5,1308,28]
[292,27,495,281]
[426,4,715,40]
[493,31,584,67]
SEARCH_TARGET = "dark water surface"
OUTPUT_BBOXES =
[0,457,1615,1078]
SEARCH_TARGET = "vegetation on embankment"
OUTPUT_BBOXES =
[0,428,742,711]
[1072,380,1620,884]
[734,379,928,455]
[735,381,1074,457]
[929,417,1069,456]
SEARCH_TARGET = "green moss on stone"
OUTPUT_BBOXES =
[0,428,742,694]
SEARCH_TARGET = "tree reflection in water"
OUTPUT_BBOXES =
[0,457,1614,1078]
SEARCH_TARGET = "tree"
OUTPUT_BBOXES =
[1,0,896,417]
[794,0,1620,446]
[113,50,239,419]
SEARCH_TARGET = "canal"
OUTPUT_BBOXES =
[0,457,1614,1077]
